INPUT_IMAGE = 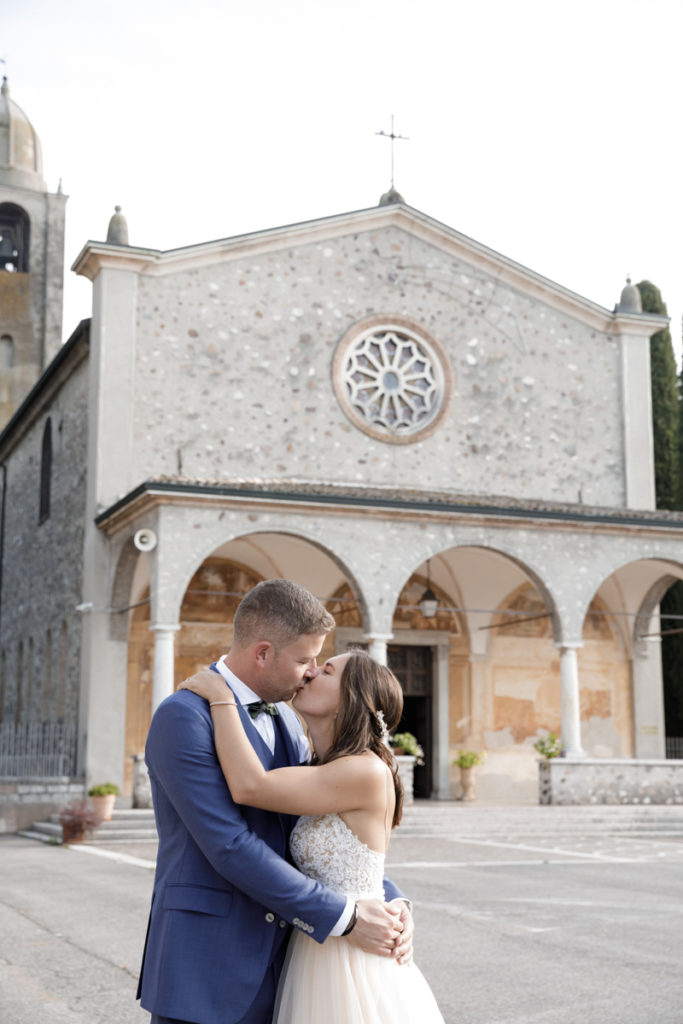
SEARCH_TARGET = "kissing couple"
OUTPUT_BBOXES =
[138,578,444,1023]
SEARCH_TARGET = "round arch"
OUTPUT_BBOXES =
[576,555,683,761]
[123,527,371,795]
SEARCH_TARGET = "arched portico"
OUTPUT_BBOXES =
[86,484,683,796]
[581,556,683,760]
[121,526,368,794]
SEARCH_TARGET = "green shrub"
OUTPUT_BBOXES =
[87,782,120,797]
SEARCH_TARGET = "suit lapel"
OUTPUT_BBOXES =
[272,709,302,844]
[237,702,274,766]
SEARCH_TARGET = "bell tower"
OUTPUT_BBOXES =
[0,77,67,427]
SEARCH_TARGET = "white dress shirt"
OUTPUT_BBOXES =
[214,656,310,760]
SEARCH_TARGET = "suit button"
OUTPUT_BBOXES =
[279,920,287,929]
[265,912,275,923]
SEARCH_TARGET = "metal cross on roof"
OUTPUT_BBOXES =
[375,115,409,189]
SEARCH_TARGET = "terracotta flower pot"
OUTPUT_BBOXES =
[61,823,87,844]
[90,793,116,822]
[459,766,476,802]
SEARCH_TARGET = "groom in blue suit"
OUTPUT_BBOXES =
[138,579,411,1024]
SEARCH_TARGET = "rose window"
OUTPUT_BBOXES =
[334,322,449,443]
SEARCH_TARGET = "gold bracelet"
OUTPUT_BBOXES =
[209,701,238,707]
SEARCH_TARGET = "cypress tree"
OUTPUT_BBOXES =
[638,280,683,740]
[638,280,678,509]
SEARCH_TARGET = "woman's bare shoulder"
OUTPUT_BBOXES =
[332,751,390,784]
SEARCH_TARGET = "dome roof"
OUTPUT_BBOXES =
[0,78,46,192]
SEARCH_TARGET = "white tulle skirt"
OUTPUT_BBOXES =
[273,930,445,1024]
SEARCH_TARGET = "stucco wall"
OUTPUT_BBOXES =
[129,224,626,507]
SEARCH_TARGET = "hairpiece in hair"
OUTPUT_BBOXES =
[375,709,390,746]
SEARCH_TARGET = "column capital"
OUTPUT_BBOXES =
[633,637,661,659]
[149,623,181,634]
[554,640,583,651]
[361,632,394,644]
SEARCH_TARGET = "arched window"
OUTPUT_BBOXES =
[0,335,13,370]
[0,203,30,273]
[39,417,52,523]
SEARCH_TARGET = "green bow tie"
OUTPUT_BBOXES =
[246,700,280,720]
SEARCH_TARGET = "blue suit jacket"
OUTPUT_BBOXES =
[137,686,403,1024]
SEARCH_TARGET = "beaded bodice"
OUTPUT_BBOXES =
[289,813,385,899]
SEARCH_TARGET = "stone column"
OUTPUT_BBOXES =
[363,633,393,666]
[150,624,181,710]
[557,644,585,758]
[433,643,451,799]
[631,639,666,758]
[617,323,657,510]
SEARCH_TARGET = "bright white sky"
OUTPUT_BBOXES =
[5,0,683,360]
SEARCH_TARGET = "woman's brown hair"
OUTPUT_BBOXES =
[317,650,404,828]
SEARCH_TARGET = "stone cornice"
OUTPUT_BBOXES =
[94,478,683,540]
[71,204,667,337]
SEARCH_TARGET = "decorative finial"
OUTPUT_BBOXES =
[616,276,642,315]
[57,178,63,195]
[1,76,8,99]
[106,205,129,246]
[376,115,409,200]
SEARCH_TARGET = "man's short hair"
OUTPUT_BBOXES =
[233,579,335,650]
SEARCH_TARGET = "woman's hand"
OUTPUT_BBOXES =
[178,668,232,704]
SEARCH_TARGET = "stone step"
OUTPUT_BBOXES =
[19,807,158,845]
[397,803,683,835]
[19,801,683,846]
[19,823,160,844]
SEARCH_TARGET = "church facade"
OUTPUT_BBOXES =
[1,82,681,826]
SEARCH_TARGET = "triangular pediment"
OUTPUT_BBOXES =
[73,202,664,333]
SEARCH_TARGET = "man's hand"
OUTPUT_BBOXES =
[389,899,414,965]
[344,898,403,956]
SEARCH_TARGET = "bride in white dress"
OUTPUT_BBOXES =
[180,650,445,1024]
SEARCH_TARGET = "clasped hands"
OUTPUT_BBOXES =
[346,898,413,965]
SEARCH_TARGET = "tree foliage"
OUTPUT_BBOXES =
[638,280,683,737]
[638,280,679,509]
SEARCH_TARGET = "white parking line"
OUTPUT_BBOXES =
[67,844,156,869]
[389,858,639,867]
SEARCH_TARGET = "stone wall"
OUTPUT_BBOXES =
[130,223,625,508]
[0,777,84,832]
[0,344,89,737]
[539,758,683,805]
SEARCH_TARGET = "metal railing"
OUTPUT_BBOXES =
[0,721,78,777]
[665,736,683,760]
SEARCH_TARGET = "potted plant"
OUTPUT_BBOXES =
[389,732,424,806]
[533,732,563,759]
[87,782,119,822]
[58,799,102,844]
[453,750,485,802]
[534,732,564,804]
[389,732,425,765]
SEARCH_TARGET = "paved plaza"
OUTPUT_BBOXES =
[1,803,682,1023]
